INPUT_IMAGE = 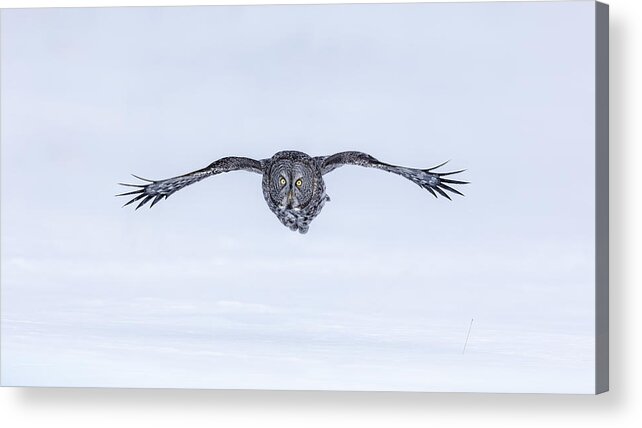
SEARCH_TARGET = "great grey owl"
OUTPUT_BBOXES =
[118,151,468,234]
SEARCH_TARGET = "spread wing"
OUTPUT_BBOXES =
[314,151,468,199]
[117,156,264,209]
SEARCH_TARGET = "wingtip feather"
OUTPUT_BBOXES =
[426,160,450,172]
[439,182,465,197]
[131,174,155,183]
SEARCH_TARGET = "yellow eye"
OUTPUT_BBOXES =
[279,177,286,186]
[295,179,303,188]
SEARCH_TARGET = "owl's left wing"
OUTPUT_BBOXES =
[314,151,468,199]
[117,156,264,209]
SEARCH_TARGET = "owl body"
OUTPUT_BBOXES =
[119,149,467,234]
[261,151,330,234]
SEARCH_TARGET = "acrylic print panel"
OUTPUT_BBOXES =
[0,1,608,393]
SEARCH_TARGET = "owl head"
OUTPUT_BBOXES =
[267,151,320,210]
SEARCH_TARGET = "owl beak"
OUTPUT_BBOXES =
[287,190,294,207]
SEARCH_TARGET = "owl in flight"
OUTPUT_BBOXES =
[118,151,468,234]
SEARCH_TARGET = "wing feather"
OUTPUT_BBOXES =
[315,151,468,199]
[118,156,264,209]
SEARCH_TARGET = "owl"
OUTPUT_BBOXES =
[118,151,467,234]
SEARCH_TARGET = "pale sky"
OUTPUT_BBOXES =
[1,1,597,392]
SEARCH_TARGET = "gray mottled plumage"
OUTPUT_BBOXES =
[118,150,468,234]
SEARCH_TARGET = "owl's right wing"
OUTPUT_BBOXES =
[315,151,468,199]
[117,156,264,209]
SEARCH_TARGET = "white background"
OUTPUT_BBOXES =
[0,0,640,426]
[1,0,598,393]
